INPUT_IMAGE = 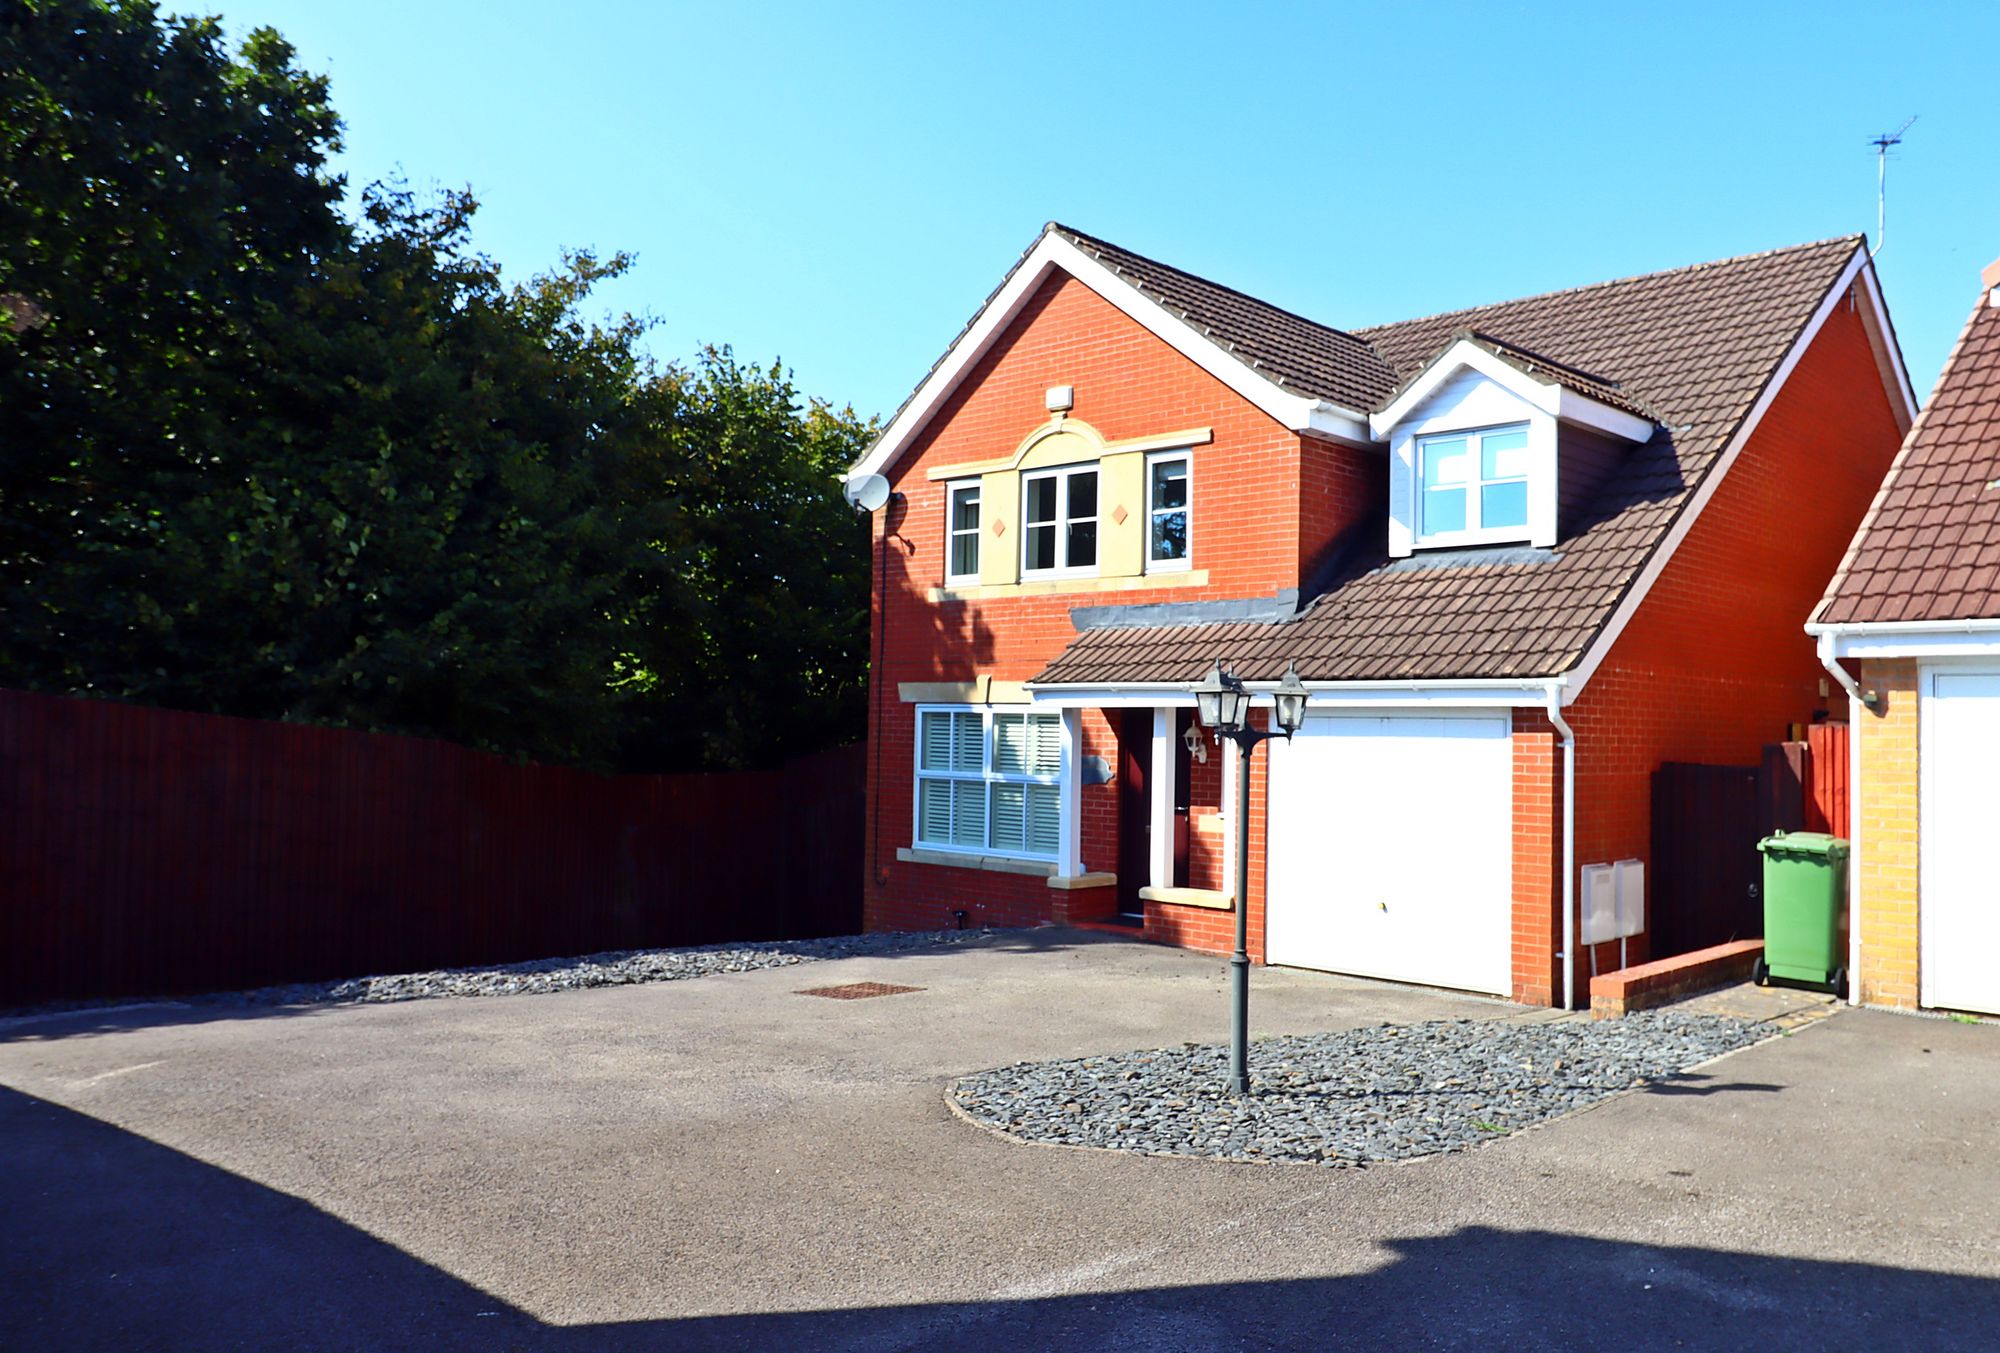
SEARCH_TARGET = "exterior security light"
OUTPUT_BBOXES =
[1272,662,1310,737]
[1193,660,1249,734]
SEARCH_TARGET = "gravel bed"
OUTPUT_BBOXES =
[950,1011,1772,1168]
[7,929,1006,1015]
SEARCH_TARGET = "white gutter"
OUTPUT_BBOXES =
[1814,631,1870,1007]
[1543,682,1578,1011]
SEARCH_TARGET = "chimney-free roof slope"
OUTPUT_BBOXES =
[1816,281,2000,625]
[1036,234,1874,687]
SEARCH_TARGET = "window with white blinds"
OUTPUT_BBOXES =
[915,707,1062,858]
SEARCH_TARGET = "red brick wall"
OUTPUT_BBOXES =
[1550,299,1904,1004]
[1511,710,1562,1006]
[864,272,1312,932]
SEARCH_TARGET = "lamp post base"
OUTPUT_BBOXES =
[1228,950,1251,1095]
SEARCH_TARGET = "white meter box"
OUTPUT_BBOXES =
[1580,859,1645,943]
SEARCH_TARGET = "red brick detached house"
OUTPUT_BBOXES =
[849,225,1914,1008]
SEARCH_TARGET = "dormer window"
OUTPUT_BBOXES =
[1373,335,1656,559]
[1418,424,1530,543]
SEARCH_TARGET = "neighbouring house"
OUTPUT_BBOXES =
[850,224,1914,1008]
[1808,256,2000,1017]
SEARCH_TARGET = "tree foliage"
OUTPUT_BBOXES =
[0,0,874,770]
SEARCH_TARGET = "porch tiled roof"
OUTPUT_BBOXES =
[1816,283,2000,625]
[1035,234,1865,686]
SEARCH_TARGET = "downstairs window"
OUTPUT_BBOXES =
[915,707,1062,858]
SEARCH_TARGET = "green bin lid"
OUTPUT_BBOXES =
[1757,831,1849,860]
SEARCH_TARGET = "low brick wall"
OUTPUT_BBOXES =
[1590,939,1765,1018]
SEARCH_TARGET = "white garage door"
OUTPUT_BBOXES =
[1922,669,2000,1015]
[1266,712,1513,995]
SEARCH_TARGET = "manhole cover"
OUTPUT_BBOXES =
[796,981,925,1000]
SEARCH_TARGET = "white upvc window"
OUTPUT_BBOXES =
[1146,451,1190,571]
[914,706,1062,859]
[1416,422,1532,545]
[1021,464,1098,577]
[945,481,980,584]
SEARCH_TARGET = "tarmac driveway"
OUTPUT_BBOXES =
[3,929,1997,1351]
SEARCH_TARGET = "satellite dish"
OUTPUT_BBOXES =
[844,473,892,513]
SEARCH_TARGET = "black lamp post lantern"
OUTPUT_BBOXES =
[1194,659,1309,1095]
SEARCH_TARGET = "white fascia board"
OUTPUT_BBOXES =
[1808,619,2000,661]
[1548,386,1657,442]
[1368,340,1653,444]
[1565,244,1883,696]
[1855,257,1920,431]
[1288,684,1553,708]
[846,231,1370,485]
[1304,403,1375,445]
[1027,677,1561,709]
[1028,688,1198,709]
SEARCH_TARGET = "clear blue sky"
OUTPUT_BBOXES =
[218,0,1997,422]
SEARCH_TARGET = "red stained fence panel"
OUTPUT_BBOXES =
[0,688,862,1006]
[1805,721,1850,835]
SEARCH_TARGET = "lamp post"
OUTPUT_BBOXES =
[1193,658,1309,1095]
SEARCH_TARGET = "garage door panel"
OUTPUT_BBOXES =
[1267,713,1512,995]
[1923,670,2000,1015]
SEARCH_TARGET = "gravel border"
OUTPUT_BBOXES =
[949,1011,1775,1168]
[7,929,1010,1017]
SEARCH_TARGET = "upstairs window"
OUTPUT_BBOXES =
[1418,423,1531,544]
[945,481,980,584]
[1147,452,1190,570]
[915,707,1061,858]
[1022,465,1098,576]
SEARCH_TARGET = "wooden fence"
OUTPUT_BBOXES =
[0,688,863,1007]
[1650,723,1852,958]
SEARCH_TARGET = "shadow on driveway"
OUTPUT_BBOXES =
[4,1084,1991,1352]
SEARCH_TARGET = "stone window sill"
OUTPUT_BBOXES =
[896,847,1055,878]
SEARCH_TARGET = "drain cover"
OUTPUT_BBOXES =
[796,981,924,1000]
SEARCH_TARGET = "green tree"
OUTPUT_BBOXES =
[1,0,346,689]
[1,1,873,771]
[617,347,876,771]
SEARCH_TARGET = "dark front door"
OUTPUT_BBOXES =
[1117,709,1153,918]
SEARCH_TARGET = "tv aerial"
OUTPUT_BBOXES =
[1869,115,1916,259]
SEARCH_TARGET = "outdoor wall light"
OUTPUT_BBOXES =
[1191,658,1310,1096]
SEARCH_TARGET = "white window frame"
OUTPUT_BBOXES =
[1020,464,1100,579]
[944,480,981,585]
[1144,450,1191,573]
[911,705,1063,861]
[1415,421,1533,548]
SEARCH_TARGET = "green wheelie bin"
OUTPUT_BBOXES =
[1754,831,1850,998]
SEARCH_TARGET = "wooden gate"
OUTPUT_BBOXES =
[1650,762,1763,956]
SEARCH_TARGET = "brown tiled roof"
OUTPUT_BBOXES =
[1053,225,1402,413]
[1035,235,1867,686]
[1816,288,2000,625]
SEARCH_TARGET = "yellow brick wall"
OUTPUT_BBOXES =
[1855,659,1920,1007]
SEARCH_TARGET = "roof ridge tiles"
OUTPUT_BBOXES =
[1047,221,1382,351]
[1353,234,1866,338]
